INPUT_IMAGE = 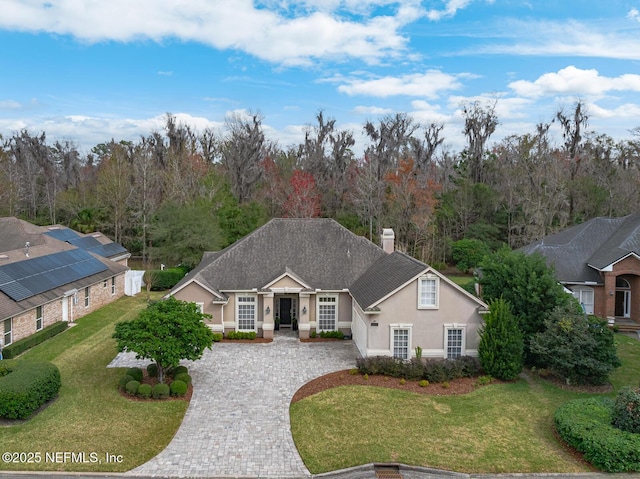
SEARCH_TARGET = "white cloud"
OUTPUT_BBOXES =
[337,70,470,98]
[0,100,24,110]
[426,0,472,21]
[352,105,395,115]
[585,102,640,119]
[628,8,640,22]
[509,66,640,98]
[0,0,424,65]
[475,19,640,61]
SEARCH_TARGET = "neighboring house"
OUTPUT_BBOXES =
[168,218,487,359]
[521,213,640,328]
[0,217,130,349]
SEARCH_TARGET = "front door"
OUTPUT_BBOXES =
[615,290,631,318]
[279,298,292,326]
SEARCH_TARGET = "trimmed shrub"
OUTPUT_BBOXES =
[613,387,640,434]
[146,363,158,378]
[1,321,68,359]
[0,360,61,419]
[137,383,152,399]
[125,380,140,395]
[170,365,188,378]
[170,379,188,396]
[319,330,344,339]
[419,379,429,387]
[555,397,640,472]
[310,331,317,338]
[212,333,223,342]
[126,367,143,382]
[355,356,480,383]
[174,372,192,386]
[152,383,170,399]
[119,374,135,388]
[225,331,257,340]
[149,266,189,291]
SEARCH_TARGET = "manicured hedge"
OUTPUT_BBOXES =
[149,266,189,291]
[554,397,640,472]
[1,321,68,359]
[0,360,61,419]
[225,331,257,340]
[356,356,481,383]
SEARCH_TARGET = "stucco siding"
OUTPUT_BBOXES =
[269,276,307,289]
[366,277,483,357]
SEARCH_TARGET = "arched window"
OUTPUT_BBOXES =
[616,277,631,289]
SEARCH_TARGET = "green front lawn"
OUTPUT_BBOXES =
[0,293,188,472]
[291,334,640,474]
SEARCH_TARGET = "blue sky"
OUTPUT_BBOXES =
[1,0,640,156]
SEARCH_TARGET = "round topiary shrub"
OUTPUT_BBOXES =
[146,363,158,378]
[152,383,170,399]
[170,380,188,397]
[0,360,61,420]
[171,365,188,378]
[174,372,192,386]
[125,380,140,395]
[119,374,134,388]
[126,367,143,382]
[137,383,152,399]
[613,387,640,434]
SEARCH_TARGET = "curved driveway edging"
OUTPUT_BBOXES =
[109,333,357,478]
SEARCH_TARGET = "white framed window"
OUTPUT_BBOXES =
[571,286,594,315]
[73,292,79,305]
[36,305,43,331]
[418,275,439,309]
[445,326,464,359]
[391,327,411,360]
[317,295,338,331]
[84,287,90,308]
[111,277,116,295]
[236,295,256,331]
[3,318,12,346]
[103,279,108,288]
[195,302,205,314]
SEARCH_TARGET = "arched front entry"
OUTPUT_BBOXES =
[615,276,631,318]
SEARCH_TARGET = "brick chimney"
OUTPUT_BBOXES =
[381,228,395,254]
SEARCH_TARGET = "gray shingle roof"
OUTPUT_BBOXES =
[520,214,640,283]
[172,218,387,294]
[350,251,427,309]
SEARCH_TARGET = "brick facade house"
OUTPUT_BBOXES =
[0,217,130,350]
[521,213,640,330]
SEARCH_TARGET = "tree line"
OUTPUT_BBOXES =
[1,101,639,268]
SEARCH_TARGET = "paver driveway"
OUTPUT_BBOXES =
[109,332,357,478]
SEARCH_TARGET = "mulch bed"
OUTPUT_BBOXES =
[300,338,346,342]
[119,370,193,402]
[291,370,493,403]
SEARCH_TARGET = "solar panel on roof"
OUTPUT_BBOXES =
[0,249,109,302]
[68,236,102,249]
[44,228,81,241]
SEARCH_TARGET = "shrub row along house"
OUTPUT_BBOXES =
[0,217,130,351]
[168,218,488,359]
[521,213,640,332]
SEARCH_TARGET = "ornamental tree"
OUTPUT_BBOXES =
[113,297,215,383]
[479,246,570,365]
[530,303,621,386]
[478,298,524,381]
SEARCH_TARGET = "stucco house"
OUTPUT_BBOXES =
[521,213,640,330]
[168,218,487,359]
[0,217,130,350]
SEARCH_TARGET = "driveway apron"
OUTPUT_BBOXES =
[112,333,357,478]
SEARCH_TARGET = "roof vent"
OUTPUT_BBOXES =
[0,254,8,260]
[91,233,102,237]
